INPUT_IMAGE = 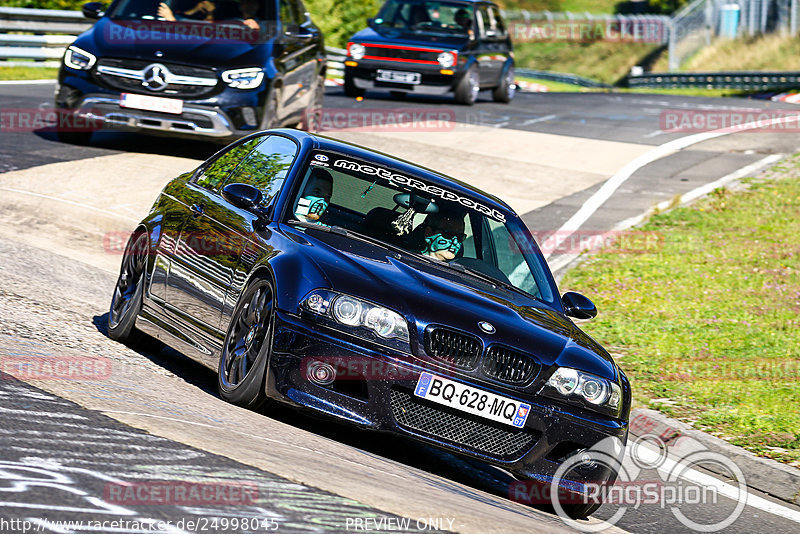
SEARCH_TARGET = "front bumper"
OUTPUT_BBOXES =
[268,311,628,484]
[345,63,459,95]
[71,95,235,138]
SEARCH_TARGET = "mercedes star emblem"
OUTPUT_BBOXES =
[142,64,169,91]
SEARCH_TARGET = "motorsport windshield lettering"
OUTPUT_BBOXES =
[329,155,506,222]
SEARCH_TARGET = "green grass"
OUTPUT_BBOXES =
[0,66,58,80]
[651,33,800,72]
[562,155,800,466]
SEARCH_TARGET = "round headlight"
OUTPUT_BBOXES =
[333,296,362,326]
[581,377,608,404]
[365,307,399,338]
[349,43,366,60]
[437,52,455,68]
[550,368,579,395]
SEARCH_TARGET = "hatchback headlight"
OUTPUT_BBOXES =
[348,42,366,60]
[221,67,264,89]
[547,367,621,411]
[302,290,409,343]
[64,46,96,70]
[437,51,456,68]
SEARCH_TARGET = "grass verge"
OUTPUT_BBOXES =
[562,154,800,467]
[0,66,58,80]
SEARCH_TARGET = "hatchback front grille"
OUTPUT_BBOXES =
[424,327,482,370]
[390,389,540,459]
[364,45,440,63]
[482,346,540,385]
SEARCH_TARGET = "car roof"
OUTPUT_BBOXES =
[275,129,513,216]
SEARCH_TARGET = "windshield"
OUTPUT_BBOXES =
[286,151,555,304]
[374,0,473,35]
[108,0,275,23]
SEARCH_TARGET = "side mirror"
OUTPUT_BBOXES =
[562,291,597,320]
[82,2,104,19]
[222,183,264,212]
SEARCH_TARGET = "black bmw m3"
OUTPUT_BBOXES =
[108,128,631,518]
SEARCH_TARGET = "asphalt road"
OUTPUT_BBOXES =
[1,81,800,533]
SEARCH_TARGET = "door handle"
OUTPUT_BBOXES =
[190,204,204,217]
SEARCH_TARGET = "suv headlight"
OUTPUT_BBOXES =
[221,67,264,89]
[64,46,96,71]
[437,51,456,68]
[546,367,622,412]
[301,290,410,348]
[348,42,366,60]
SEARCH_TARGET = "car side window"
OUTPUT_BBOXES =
[279,0,301,30]
[194,138,263,193]
[488,6,507,38]
[223,135,298,204]
[476,6,489,38]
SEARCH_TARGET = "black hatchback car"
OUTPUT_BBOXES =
[55,0,325,144]
[109,129,630,519]
[344,0,514,105]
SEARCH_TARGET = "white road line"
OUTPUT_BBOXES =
[546,153,782,274]
[0,80,56,85]
[633,443,800,524]
[544,113,800,267]
[0,187,139,222]
[521,114,557,126]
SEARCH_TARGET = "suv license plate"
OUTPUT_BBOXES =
[120,93,183,115]
[376,70,421,85]
[413,372,531,428]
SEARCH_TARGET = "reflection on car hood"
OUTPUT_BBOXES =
[350,26,470,50]
[298,230,617,381]
[77,18,272,68]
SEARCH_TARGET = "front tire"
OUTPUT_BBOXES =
[492,66,516,103]
[454,66,479,106]
[108,231,154,348]
[218,275,275,409]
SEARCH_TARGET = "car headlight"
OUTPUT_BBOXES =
[301,290,409,344]
[348,42,366,60]
[221,67,264,89]
[437,51,456,68]
[547,367,621,411]
[64,46,96,71]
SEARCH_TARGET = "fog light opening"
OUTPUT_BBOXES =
[306,360,336,386]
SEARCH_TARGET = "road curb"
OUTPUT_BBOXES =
[630,407,800,506]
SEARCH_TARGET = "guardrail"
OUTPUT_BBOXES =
[516,68,611,88]
[625,71,800,90]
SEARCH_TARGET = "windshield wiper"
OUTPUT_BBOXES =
[448,262,535,299]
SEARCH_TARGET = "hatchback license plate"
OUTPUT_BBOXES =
[376,70,421,85]
[120,93,183,115]
[414,372,531,428]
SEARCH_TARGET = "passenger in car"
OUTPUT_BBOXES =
[416,211,466,261]
[158,0,216,21]
[294,167,334,224]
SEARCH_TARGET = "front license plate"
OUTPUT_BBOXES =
[120,93,183,115]
[414,372,531,428]
[376,69,421,85]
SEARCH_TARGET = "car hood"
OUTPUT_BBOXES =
[295,230,618,382]
[76,18,272,68]
[349,26,469,50]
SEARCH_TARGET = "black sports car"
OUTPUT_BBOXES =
[109,128,630,518]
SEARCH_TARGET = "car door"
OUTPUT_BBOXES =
[475,3,506,86]
[217,134,300,329]
[163,136,265,350]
